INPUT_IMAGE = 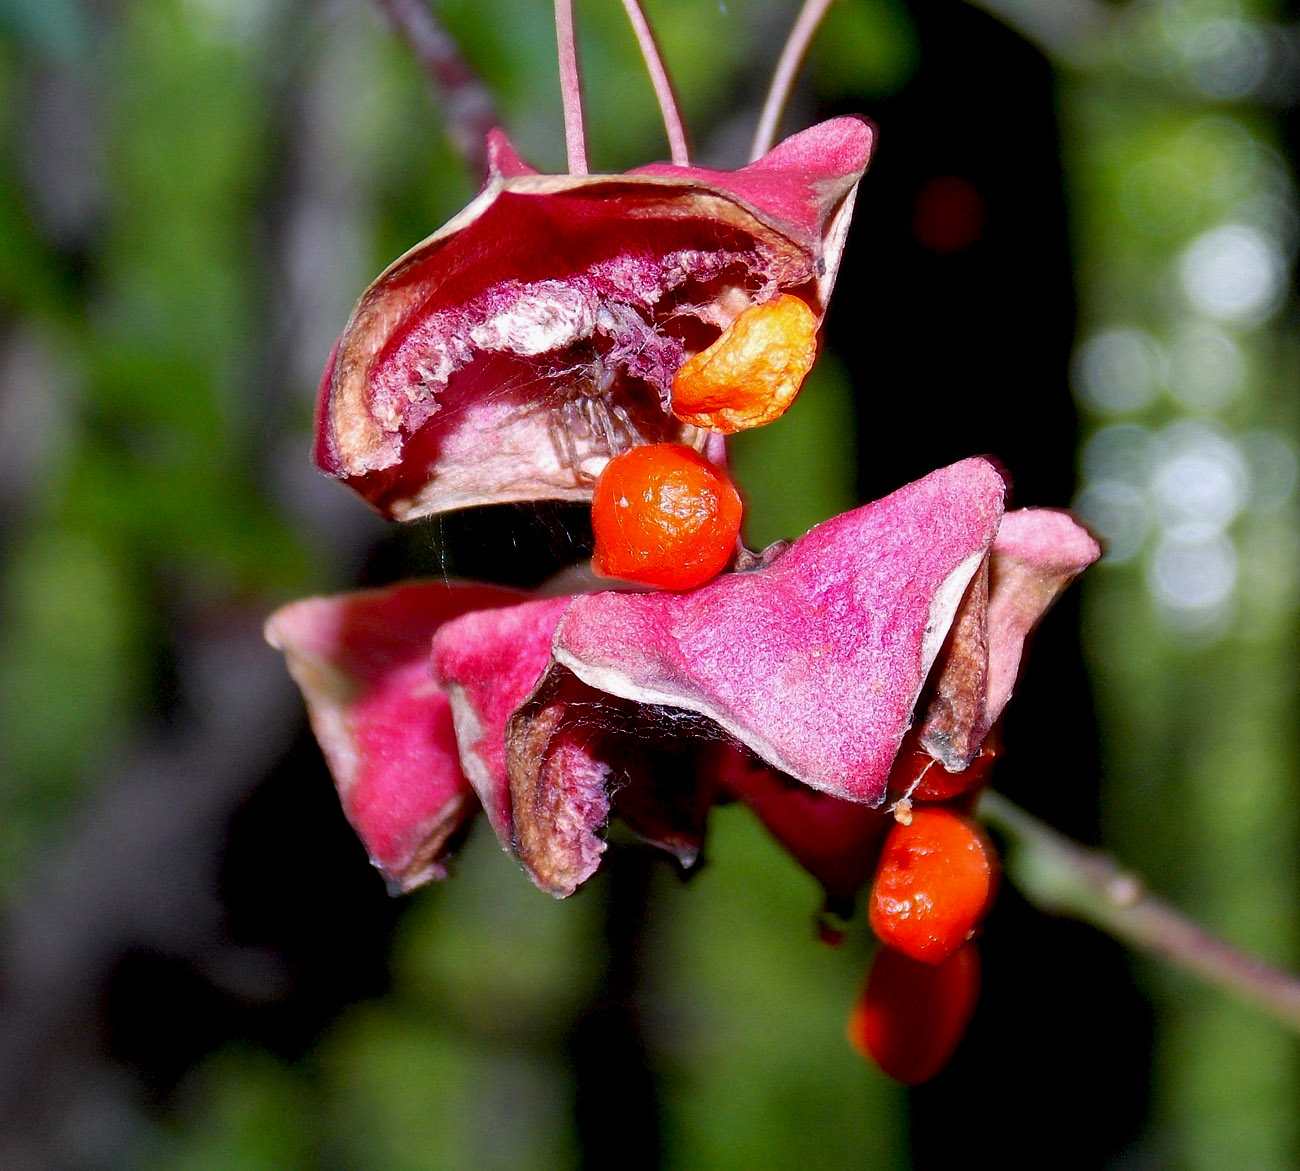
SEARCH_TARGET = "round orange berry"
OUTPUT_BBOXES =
[868,807,996,964]
[848,942,981,1085]
[591,443,742,590]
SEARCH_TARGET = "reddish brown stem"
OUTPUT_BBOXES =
[751,0,838,161]
[619,0,690,165]
[979,790,1300,1034]
[370,0,499,177]
[555,0,589,174]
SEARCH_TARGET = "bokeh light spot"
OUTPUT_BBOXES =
[1179,222,1286,324]
[1074,481,1150,564]
[1148,530,1237,630]
[1150,421,1248,535]
[911,176,985,254]
[1166,322,1244,411]
[1073,329,1163,414]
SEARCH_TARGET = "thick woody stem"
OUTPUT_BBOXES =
[965,0,1112,66]
[370,0,499,177]
[555,0,589,174]
[750,0,838,161]
[979,789,1300,1034]
[619,0,690,165]
[569,848,661,1170]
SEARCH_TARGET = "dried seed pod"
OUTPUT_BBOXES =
[315,118,874,520]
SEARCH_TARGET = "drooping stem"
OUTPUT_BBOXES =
[370,0,499,177]
[978,789,1300,1034]
[555,0,589,174]
[619,0,690,165]
[750,0,838,162]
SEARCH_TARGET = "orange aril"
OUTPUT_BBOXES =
[849,942,981,1084]
[868,807,997,964]
[671,294,818,433]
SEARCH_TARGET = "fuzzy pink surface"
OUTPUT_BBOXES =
[554,458,1007,805]
[635,116,875,248]
[983,508,1101,729]
[265,581,522,890]
[431,595,573,847]
[314,119,873,520]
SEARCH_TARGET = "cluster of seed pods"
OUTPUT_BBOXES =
[583,296,995,1084]
[286,1,1100,1088]
[847,735,1002,1082]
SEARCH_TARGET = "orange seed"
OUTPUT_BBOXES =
[591,443,742,591]
[670,294,818,433]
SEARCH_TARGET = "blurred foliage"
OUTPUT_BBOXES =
[811,0,919,100]
[2,0,1300,1168]
[1059,1,1300,1164]
[652,808,905,1169]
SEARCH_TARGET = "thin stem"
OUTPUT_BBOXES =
[619,0,690,165]
[750,0,837,162]
[370,0,499,177]
[978,789,1300,1035]
[555,0,589,174]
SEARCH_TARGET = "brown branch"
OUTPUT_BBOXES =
[978,789,1300,1034]
[371,0,500,177]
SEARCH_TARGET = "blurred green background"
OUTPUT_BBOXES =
[1,0,1298,1167]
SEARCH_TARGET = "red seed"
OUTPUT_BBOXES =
[849,943,981,1085]
[886,729,1001,803]
[868,807,996,963]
